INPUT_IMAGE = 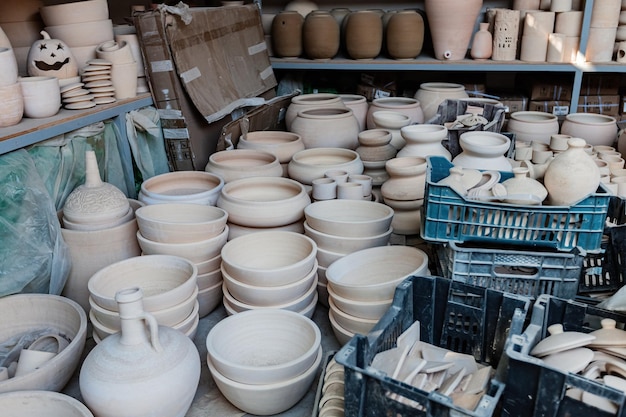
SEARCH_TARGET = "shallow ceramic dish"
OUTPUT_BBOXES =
[136,225,229,263]
[326,283,392,320]
[0,294,87,394]
[221,260,318,307]
[139,171,224,206]
[87,254,198,312]
[304,199,394,238]
[135,204,228,243]
[207,345,322,415]
[287,148,364,185]
[222,277,318,314]
[221,231,317,287]
[206,308,321,385]
[205,149,283,183]
[0,390,94,417]
[304,220,392,253]
[325,246,429,302]
[217,176,310,228]
[328,297,379,334]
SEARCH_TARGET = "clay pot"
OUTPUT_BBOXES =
[285,93,345,131]
[271,11,304,59]
[19,76,60,118]
[340,94,368,132]
[370,110,411,150]
[555,10,583,36]
[397,124,451,160]
[79,287,201,417]
[560,113,617,147]
[205,149,283,183]
[452,131,513,172]
[425,0,483,60]
[44,19,114,48]
[506,111,560,144]
[290,107,360,149]
[139,171,224,206]
[303,10,340,60]
[344,10,383,59]
[385,10,424,60]
[356,129,397,162]
[366,97,424,129]
[414,82,469,121]
[381,156,428,201]
[288,147,364,185]
[544,137,601,206]
[0,82,24,127]
[470,22,493,60]
[237,131,304,174]
[520,34,549,62]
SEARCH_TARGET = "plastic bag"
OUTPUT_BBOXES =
[0,149,71,296]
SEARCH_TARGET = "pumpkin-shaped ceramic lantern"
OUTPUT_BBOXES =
[27,31,78,79]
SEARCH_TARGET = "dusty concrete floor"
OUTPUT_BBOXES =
[63,302,342,417]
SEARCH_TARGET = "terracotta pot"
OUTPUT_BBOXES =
[290,107,360,149]
[340,94,368,132]
[560,113,618,147]
[271,11,304,58]
[452,131,513,172]
[285,93,345,130]
[205,149,283,183]
[414,82,468,121]
[425,0,482,60]
[385,10,424,60]
[471,22,493,60]
[366,97,424,129]
[303,10,340,60]
[344,10,383,59]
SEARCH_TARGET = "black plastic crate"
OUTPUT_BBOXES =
[334,275,531,417]
[502,294,626,417]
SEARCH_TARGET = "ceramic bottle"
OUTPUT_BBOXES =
[471,22,493,60]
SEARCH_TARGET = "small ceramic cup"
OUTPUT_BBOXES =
[336,182,363,200]
[312,177,337,201]
[611,175,626,198]
[325,169,349,183]
[549,134,572,151]
[348,174,373,197]
[532,149,554,164]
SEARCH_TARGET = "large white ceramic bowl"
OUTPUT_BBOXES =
[87,254,198,312]
[237,130,305,163]
[135,204,228,243]
[325,246,429,302]
[328,297,379,334]
[288,147,364,185]
[304,220,392,253]
[222,290,319,319]
[327,283,393,320]
[198,280,223,318]
[195,254,222,275]
[206,308,321,385]
[304,199,394,238]
[205,149,283,183]
[139,171,224,206]
[40,0,109,26]
[222,277,318,314]
[222,260,318,306]
[207,345,322,415]
[328,309,355,346]
[0,390,94,417]
[221,231,317,287]
[315,245,346,268]
[45,19,114,48]
[217,176,311,228]
[136,225,229,263]
[0,294,87,394]
[197,268,223,289]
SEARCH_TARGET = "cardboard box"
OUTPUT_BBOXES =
[581,74,621,96]
[493,93,529,116]
[529,82,573,101]
[463,83,487,98]
[357,73,397,101]
[528,100,570,116]
[577,95,620,116]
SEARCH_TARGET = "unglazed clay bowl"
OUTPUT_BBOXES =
[40,0,108,26]
[325,246,429,302]
[326,283,393,320]
[506,111,560,144]
[44,19,114,48]
[328,297,379,334]
[0,390,94,417]
[304,199,394,238]
[216,176,311,228]
[205,149,283,183]
[288,147,364,185]
[221,260,318,306]
[316,246,346,268]
[197,267,223,289]
[207,344,322,415]
[136,225,229,263]
[220,231,317,287]
[206,308,321,385]
[222,288,319,319]
[328,309,355,346]
[198,280,223,318]
[135,204,228,243]
[560,112,618,147]
[226,220,305,240]
[195,254,222,275]
[87,254,198,312]
[237,131,305,163]
[303,220,392,253]
[139,171,224,206]
[0,294,87,394]
[222,277,318,314]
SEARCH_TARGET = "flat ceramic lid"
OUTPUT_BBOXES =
[542,347,594,374]
[530,324,596,357]
[94,97,116,105]
[65,101,97,110]
[63,94,95,104]
[589,319,626,347]
[82,75,112,82]
[85,80,113,88]
[62,88,90,98]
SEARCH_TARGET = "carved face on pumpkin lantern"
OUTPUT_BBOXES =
[27,31,78,79]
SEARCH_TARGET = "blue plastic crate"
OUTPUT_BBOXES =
[421,156,610,251]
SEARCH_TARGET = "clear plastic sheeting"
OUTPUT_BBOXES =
[0,150,70,297]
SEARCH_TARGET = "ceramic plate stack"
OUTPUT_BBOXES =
[303,199,394,307]
[80,59,116,106]
[135,204,229,318]
[325,245,430,345]
[87,254,200,342]
[220,231,319,318]
[60,81,95,110]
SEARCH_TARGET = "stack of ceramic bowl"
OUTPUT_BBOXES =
[81,58,116,105]
[216,176,311,240]
[138,171,225,206]
[0,0,44,75]
[87,254,200,342]
[287,147,365,189]
[205,309,323,415]
[205,149,283,183]
[114,32,148,94]
[318,357,345,416]
[135,203,229,318]
[95,40,137,100]
[40,0,114,69]
[303,199,394,307]
[236,130,305,176]
[325,245,430,345]
[220,231,319,318]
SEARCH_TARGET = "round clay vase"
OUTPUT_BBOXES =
[471,22,493,60]
[452,131,513,172]
[397,124,451,160]
[344,10,383,59]
[560,113,618,147]
[381,156,428,201]
[501,167,548,205]
[414,82,469,121]
[285,93,345,131]
[385,10,425,60]
[79,287,201,417]
[366,97,424,130]
[425,0,483,60]
[290,107,360,149]
[340,94,368,132]
[506,111,560,144]
[272,11,304,59]
[543,138,601,206]
[303,10,340,60]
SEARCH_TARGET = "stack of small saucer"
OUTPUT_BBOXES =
[81,58,116,105]
[60,82,96,110]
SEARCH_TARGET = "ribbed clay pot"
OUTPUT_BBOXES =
[560,113,618,147]
[272,11,304,58]
[286,93,345,131]
[303,10,340,60]
[425,0,483,60]
[414,82,469,121]
[386,10,425,60]
[290,107,360,149]
[0,82,23,127]
[344,10,383,59]
[366,97,424,129]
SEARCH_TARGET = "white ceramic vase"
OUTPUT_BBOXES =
[397,124,451,160]
[452,131,513,172]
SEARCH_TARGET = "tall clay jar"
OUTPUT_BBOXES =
[272,10,304,59]
[303,10,340,60]
[425,0,483,60]
[386,10,425,60]
[344,10,383,59]
[471,22,493,60]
